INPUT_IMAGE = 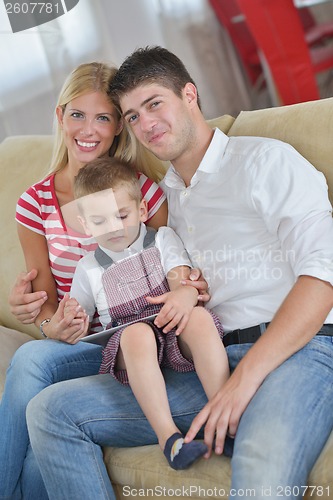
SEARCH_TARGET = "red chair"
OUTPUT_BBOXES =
[208,0,263,87]
[298,7,333,48]
[236,0,333,105]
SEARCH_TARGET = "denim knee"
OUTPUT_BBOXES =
[7,340,43,377]
[9,338,39,361]
[8,338,102,387]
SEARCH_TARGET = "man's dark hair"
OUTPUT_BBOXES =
[109,46,201,110]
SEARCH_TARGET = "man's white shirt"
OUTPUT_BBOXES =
[161,128,333,331]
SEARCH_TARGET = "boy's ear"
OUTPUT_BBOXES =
[139,198,148,223]
[77,215,92,236]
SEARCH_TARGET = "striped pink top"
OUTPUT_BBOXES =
[16,172,166,330]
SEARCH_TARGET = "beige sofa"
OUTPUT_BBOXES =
[1,98,333,499]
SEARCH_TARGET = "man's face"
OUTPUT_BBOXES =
[78,188,148,252]
[120,83,196,164]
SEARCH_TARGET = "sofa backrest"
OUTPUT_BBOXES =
[1,98,332,337]
[1,136,55,337]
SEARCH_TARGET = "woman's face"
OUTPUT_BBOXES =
[57,91,122,167]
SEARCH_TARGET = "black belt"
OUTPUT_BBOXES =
[223,323,333,347]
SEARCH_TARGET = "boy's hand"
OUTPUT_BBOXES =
[146,286,199,335]
[63,297,86,320]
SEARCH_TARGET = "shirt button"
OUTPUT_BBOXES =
[182,191,188,197]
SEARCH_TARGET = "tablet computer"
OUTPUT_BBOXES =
[80,314,158,347]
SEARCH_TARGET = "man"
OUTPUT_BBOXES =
[27,46,333,498]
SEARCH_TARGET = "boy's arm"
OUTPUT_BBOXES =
[69,259,98,325]
[155,225,210,301]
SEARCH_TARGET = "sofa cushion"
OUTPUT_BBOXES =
[207,114,235,134]
[305,431,333,499]
[105,444,231,499]
[105,433,333,500]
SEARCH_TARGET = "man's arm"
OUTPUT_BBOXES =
[185,275,333,456]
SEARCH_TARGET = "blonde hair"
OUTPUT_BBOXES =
[74,157,142,212]
[49,62,167,183]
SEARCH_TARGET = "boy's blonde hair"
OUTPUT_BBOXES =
[74,157,142,209]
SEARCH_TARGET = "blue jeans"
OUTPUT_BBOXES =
[230,333,333,498]
[0,339,102,500]
[26,330,333,500]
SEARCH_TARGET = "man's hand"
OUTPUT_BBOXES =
[181,268,210,303]
[184,364,258,458]
[146,285,199,334]
[9,269,47,324]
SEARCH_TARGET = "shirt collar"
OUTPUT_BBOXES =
[99,223,147,263]
[163,128,229,189]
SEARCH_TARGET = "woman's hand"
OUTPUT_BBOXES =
[9,269,47,324]
[180,268,210,303]
[41,294,89,344]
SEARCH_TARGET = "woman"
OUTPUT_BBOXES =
[14,62,168,341]
[0,61,168,499]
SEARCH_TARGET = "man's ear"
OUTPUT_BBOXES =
[56,106,64,127]
[139,198,148,223]
[77,215,92,236]
[183,82,198,107]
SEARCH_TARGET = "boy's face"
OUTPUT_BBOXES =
[78,187,148,252]
[120,83,197,164]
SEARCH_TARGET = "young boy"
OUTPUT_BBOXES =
[66,156,229,470]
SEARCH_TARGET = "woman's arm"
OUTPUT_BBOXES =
[16,224,87,342]
[17,223,59,321]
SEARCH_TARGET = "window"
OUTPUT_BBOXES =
[0,0,102,109]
